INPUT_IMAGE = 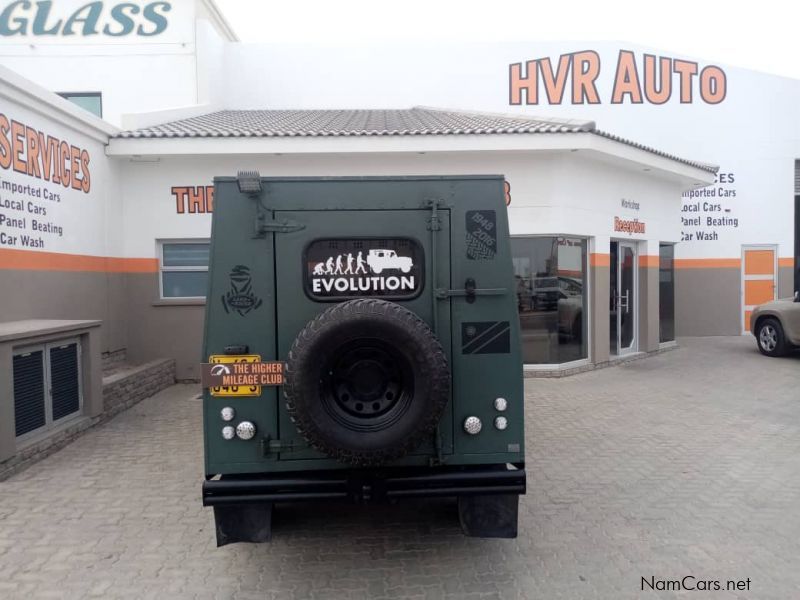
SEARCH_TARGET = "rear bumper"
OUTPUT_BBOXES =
[202,464,526,507]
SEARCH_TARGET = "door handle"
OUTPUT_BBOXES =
[619,290,630,313]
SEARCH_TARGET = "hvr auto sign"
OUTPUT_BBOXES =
[510,49,727,105]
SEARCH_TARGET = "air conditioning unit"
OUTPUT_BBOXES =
[13,339,82,441]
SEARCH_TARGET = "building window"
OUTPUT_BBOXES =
[57,92,102,118]
[159,241,210,299]
[795,194,799,296]
[659,243,676,342]
[511,236,588,364]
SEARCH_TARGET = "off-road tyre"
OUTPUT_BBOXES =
[284,298,450,466]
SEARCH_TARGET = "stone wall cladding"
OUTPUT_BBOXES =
[102,358,176,419]
[101,348,128,374]
[0,358,175,481]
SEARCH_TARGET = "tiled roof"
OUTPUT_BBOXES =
[115,107,716,173]
[116,107,591,138]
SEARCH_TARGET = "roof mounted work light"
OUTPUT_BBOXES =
[237,170,262,195]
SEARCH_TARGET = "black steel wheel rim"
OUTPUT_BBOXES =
[319,338,415,432]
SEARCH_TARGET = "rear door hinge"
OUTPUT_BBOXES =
[426,197,444,231]
[254,215,306,237]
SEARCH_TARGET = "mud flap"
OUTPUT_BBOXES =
[213,503,273,546]
[458,494,519,538]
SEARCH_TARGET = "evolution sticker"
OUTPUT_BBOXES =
[304,238,424,301]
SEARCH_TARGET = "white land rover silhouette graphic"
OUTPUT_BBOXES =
[312,249,413,276]
[366,249,413,274]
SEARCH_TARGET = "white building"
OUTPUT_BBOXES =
[0,0,797,382]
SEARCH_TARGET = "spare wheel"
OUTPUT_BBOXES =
[283,298,450,466]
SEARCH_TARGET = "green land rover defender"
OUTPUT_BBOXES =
[201,173,525,544]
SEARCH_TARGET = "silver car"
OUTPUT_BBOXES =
[751,292,800,356]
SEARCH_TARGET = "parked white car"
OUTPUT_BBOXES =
[751,292,800,357]
[366,249,413,274]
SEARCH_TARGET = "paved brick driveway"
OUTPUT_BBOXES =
[0,337,798,599]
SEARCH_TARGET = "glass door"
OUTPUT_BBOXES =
[609,242,619,356]
[610,242,638,355]
[618,243,637,353]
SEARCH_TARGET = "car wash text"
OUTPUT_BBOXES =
[509,50,727,105]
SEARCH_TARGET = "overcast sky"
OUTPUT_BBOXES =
[215,0,800,79]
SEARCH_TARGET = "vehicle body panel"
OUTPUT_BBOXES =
[202,175,525,476]
[750,298,800,346]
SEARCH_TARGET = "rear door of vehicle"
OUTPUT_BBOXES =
[273,209,452,462]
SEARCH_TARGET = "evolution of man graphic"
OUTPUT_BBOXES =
[312,251,369,276]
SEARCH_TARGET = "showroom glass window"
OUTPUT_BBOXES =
[795,194,799,295]
[159,241,210,299]
[659,243,676,342]
[57,92,102,118]
[510,237,588,364]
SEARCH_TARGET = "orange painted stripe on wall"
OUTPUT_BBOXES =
[0,249,158,273]
[590,253,610,267]
[674,258,741,269]
[639,255,660,268]
[675,257,794,270]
